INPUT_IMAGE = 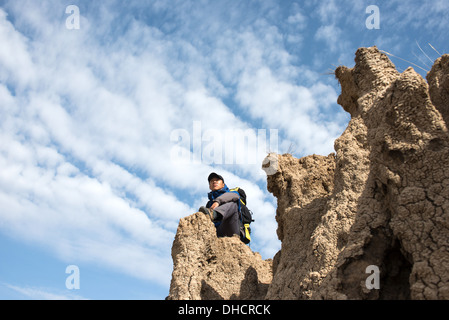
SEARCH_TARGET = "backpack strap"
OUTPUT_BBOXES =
[229,187,242,212]
[230,188,244,226]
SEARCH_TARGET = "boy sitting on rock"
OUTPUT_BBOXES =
[199,172,240,238]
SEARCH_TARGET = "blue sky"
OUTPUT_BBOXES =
[0,0,447,300]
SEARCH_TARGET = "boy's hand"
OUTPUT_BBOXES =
[210,202,219,210]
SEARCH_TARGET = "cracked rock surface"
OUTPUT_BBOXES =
[167,212,272,300]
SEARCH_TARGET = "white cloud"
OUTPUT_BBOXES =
[316,0,340,25]
[315,25,342,53]
[0,9,36,88]
[382,0,449,32]
[287,11,307,29]
[4,283,88,300]
[236,65,341,156]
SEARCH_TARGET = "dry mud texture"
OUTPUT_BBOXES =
[168,47,449,300]
[167,211,273,300]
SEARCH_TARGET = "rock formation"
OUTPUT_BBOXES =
[168,47,449,300]
[167,211,272,300]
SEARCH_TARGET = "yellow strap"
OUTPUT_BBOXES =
[230,187,246,206]
[244,224,251,241]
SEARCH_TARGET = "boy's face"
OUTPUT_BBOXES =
[209,178,224,191]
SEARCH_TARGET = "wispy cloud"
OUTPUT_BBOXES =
[3,283,88,300]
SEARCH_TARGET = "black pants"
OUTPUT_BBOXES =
[214,202,240,238]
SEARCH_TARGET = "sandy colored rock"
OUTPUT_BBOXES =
[427,54,449,125]
[167,212,272,300]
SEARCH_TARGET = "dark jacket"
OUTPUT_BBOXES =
[206,185,239,208]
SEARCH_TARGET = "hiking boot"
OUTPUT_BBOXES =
[199,206,219,222]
